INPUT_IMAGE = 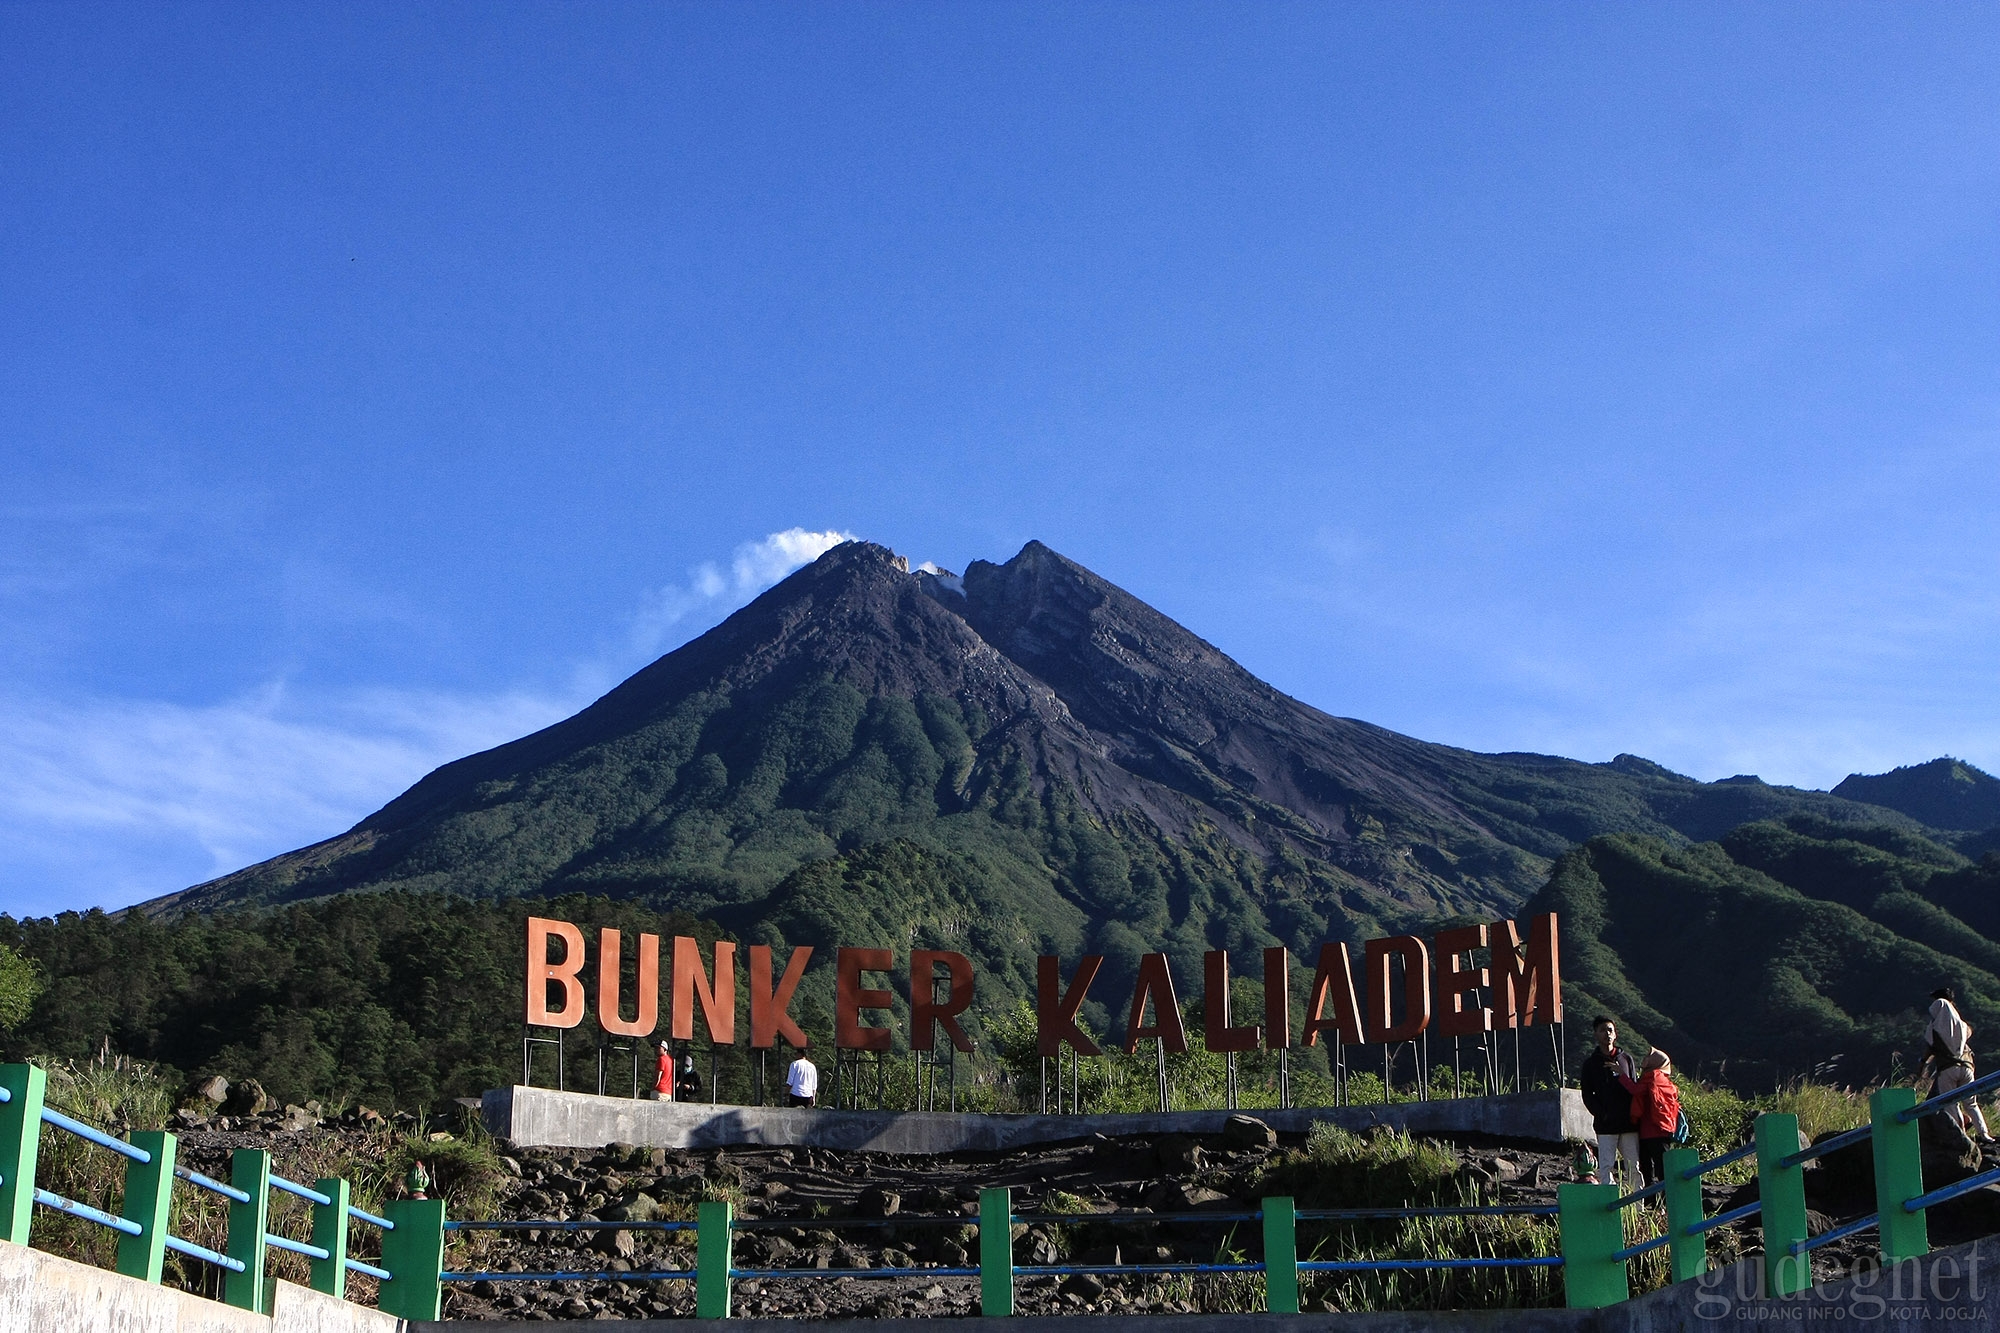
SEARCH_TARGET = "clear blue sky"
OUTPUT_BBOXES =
[5,4,1998,918]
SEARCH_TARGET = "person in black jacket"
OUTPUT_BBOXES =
[1579,1015,1639,1190]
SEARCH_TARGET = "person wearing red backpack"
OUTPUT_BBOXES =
[1631,1050,1681,1188]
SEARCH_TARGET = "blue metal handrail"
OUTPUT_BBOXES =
[345,1257,392,1280]
[265,1232,332,1261]
[736,1264,986,1279]
[34,1186,143,1236]
[1024,1261,1264,1276]
[1681,1142,1754,1180]
[1782,1121,1873,1170]
[174,1165,252,1204]
[1904,1164,2000,1213]
[1012,1210,1263,1224]
[39,1107,151,1163]
[347,1203,395,1231]
[1790,1213,1877,1257]
[164,1234,247,1272]
[1610,1181,1664,1210]
[1611,1233,1671,1262]
[1685,1200,1760,1236]
[269,1173,332,1206]
[1899,1069,2000,1123]
[441,1267,696,1282]
[1300,1257,1562,1271]
[1297,1204,1559,1219]
[444,1218,696,1232]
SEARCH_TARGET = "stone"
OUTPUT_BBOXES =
[222,1077,273,1117]
[194,1075,230,1105]
[592,1227,638,1259]
[280,1104,317,1132]
[856,1185,902,1218]
[1221,1114,1277,1152]
[1155,1135,1203,1172]
[1062,1273,1106,1299]
[605,1192,663,1223]
[923,1284,946,1301]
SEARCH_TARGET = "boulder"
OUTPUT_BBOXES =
[222,1078,273,1117]
[193,1075,230,1106]
[591,1227,638,1260]
[279,1104,317,1132]
[1155,1135,1203,1172]
[856,1186,901,1218]
[1062,1273,1106,1299]
[1222,1115,1277,1152]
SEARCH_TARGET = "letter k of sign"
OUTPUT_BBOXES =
[1037,955,1103,1057]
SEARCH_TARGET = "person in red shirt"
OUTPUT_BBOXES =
[1631,1051,1681,1187]
[653,1039,674,1101]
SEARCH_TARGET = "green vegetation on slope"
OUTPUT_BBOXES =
[1533,817,2000,1088]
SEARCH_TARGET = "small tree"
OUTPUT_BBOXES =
[0,941,42,1031]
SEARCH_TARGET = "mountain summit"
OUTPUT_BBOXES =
[153,540,1923,982]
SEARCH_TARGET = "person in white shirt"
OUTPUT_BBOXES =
[1919,986,1993,1142]
[786,1053,818,1107]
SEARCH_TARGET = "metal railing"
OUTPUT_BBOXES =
[10,1055,2000,1318]
[0,1061,441,1320]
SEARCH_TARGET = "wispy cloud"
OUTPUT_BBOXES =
[0,528,856,918]
[628,528,853,659]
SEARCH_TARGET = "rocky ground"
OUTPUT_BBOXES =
[154,1083,2000,1323]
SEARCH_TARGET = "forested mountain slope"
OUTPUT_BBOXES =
[142,539,1941,1016]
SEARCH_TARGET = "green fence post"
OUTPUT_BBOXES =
[0,1063,47,1246]
[1261,1195,1299,1313]
[1756,1113,1810,1297]
[224,1147,271,1311]
[309,1177,351,1299]
[1660,1145,1706,1284]
[979,1186,1014,1317]
[381,1197,446,1320]
[1871,1087,1928,1265]
[114,1129,178,1283]
[696,1198,733,1318]
[1557,1182,1627,1308]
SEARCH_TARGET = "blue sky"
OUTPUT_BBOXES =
[4,4,1998,918]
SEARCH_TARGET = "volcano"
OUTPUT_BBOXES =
[149,539,1910,986]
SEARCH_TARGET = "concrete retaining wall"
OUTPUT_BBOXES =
[0,1239,407,1333]
[484,1085,1595,1152]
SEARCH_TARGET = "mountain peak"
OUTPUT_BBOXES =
[1833,758,2000,832]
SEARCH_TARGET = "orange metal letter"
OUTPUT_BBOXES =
[911,950,976,1053]
[1363,935,1431,1043]
[1302,942,1363,1047]
[671,936,738,1044]
[526,917,586,1029]
[1202,950,1259,1054]
[1263,946,1291,1051]
[1036,955,1104,1057]
[835,947,895,1051]
[596,929,660,1038]
[1433,924,1492,1039]
[749,944,813,1049]
[1124,953,1189,1054]
[1492,913,1563,1028]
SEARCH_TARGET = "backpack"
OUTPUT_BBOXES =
[1672,1107,1691,1145]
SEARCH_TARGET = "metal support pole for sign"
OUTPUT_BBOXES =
[1226,1051,1237,1110]
[1279,1047,1291,1109]
[1418,1035,1428,1101]
[1155,1037,1169,1112]
[710,1046,718,1105]
[1453,1035,1462,1099]
[1334,1034,1346,1106]
[1382,1045,1391,1103]
[1039,1055,1048,1115]
[1512,1027,1521,1095]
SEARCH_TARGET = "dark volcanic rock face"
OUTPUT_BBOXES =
[151,539,1918,962]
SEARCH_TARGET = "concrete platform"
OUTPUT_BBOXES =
[0,1237,407,1332]
[482,1086,1595,1153]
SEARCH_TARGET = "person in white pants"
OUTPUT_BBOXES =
[1921,986,1994,1142]
[1579,1016,1640,1191]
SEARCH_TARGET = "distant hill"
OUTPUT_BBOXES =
[1530,816,2000,1088]
[144,539,1946,1020]
[1834,758,2000,835]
